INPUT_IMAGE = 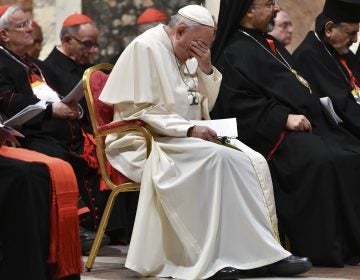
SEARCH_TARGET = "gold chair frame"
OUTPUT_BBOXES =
[82,63,152,271]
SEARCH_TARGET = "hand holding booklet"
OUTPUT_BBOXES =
[3,80,84,127]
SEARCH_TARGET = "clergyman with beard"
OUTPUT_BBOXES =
[293,0,360,140]
[211,0,360,266]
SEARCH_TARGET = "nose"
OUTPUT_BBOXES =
[273,2,280,12]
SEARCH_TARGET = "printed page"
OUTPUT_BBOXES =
[61,79,84,104]
[4,100,47,127]
[190,118,238,137]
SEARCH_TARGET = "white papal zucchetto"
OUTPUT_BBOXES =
[178,5,215,28]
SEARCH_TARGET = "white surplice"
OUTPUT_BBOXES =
[100,24,290,280]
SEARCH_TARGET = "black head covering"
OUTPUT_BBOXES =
[212,0,254,64]
[323,0,360,23]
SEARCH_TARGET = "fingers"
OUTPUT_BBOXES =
[286,114,312,132]
[300,117,312,132]
[190,126,217,141]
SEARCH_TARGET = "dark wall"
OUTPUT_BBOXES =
[83,0,204,63]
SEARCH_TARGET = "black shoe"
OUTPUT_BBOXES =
[209,267,240,279]
[80,226,110,255]
[268,255,312,276]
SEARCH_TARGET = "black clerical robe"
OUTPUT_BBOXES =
[0,47,107,231]
[0,156,50,280]
[293,31,360,139]
[211,27,360,266]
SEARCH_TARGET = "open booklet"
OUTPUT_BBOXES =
[4,99,47,127]
[60,79,84,104]
[0,122,24,145]
[3,80,84,127]
[190,118,238,137]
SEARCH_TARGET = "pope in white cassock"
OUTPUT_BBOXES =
[99,4,311,280]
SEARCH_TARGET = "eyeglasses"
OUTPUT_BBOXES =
[276,22,293,29]
[6,19,32,32]
[70,36,99,50]
[253,0,277,8]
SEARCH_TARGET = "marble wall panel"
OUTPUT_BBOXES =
[82,0,204,63]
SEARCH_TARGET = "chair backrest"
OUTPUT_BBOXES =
[83,63,134,188]
[83,63,114,134]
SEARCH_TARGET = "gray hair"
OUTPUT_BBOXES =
[168,13,203,30]
[60,25,81,41]
[0,4,22,29]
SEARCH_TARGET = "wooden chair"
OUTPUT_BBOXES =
[82,63,152,271]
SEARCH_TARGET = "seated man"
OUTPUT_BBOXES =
[268,9,293,47]
[43,13,99,132]
[293,0,360,140]
[211,0,360,266]
[0,4,110,252]
[100,4,311,279]
[0,126,81,279]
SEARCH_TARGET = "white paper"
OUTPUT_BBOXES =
[61,79,84,104]
[190,118,238,137]
[4,100,48,127]
[320,97,343,124]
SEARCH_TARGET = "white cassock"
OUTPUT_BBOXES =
[100,24,290,280]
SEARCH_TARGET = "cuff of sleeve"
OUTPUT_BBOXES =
[198,66,222,82]
[45,103,53,118]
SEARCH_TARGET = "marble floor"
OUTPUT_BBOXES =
[81,246,360,280]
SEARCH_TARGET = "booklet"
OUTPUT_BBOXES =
[190,118,238,137]
[0,122,24,145]
[4,99,48,127]
[61,79,84,104]
[319,97,343,124]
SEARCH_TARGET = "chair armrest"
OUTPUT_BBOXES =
[97,119,152,158]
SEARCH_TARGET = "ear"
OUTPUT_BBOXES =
[175,24,187,40]
[62,34,72,44]
[0,29,9,43]
[324,21,336,38]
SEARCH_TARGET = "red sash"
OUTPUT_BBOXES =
[0,146,83,277]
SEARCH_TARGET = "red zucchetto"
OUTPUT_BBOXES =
[0,4,10,17]
[62,13,93,28]
[137,8,168,25]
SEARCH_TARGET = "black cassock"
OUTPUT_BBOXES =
[0,155,80,280]
[293,31,360,140]
[211,27,360,266]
